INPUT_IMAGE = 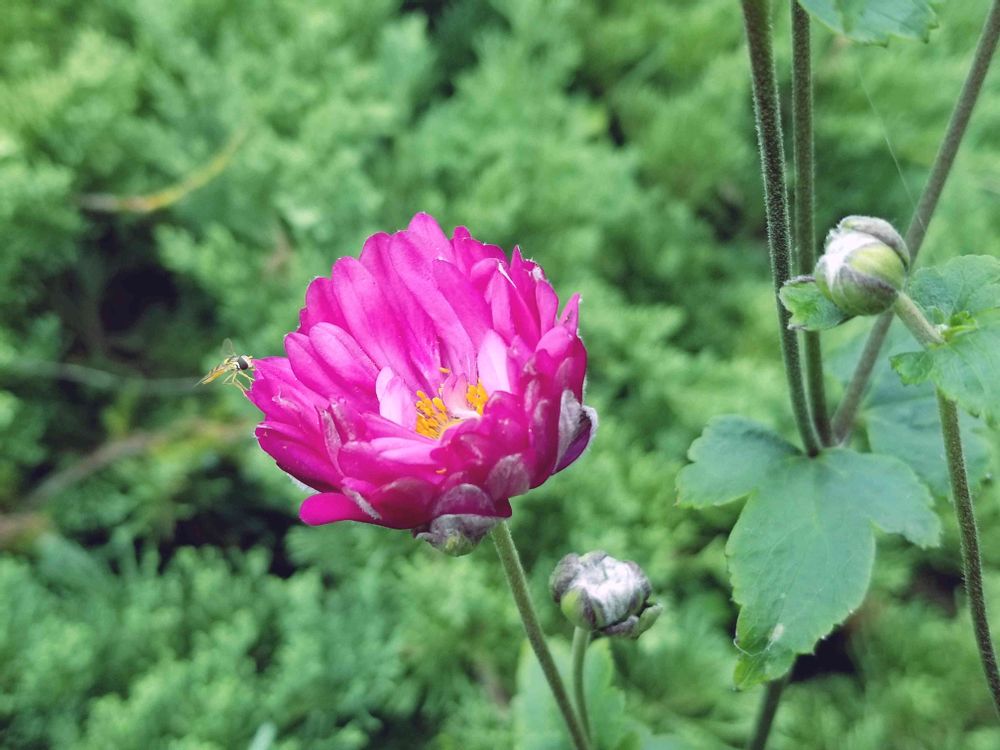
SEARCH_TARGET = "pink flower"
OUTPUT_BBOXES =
[247,213,595,533]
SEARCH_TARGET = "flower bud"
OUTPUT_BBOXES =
[412,514,501,557]
[814,216,909,317]
[549,551,662,638]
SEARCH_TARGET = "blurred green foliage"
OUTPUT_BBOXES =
[1,0,998,748]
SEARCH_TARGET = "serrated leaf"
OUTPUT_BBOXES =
[676,416,798,508]
[677,418,939,687]
[729,449,939,687]
[513,638,632,750]
[798,0,938,45]
[828,322,992,497]
[779,276,849,331]
[891,256,1000,424]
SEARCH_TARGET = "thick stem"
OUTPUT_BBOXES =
[741,0,820,456]
[746,671,791,750]
[937,393,1000,716]
[492,523,591,750]
[832,0,1000,442]
[790,2,832,446]
[571,627,592,741]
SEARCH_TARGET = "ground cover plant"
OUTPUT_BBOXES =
[2,1,1000,748]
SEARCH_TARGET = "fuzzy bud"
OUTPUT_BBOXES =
[412,514,501,557]
[549,551,662,638]
[815,216,909,317]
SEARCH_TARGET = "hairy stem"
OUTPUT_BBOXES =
[741,0,820,456]
[832,0,1000,442]
[572,627,592,741]
[937,394,1000,716]
[893,293,944,346]
[790,1,831,446]
[746,671,791,750]
[492,523,591,750]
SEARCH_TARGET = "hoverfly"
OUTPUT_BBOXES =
[200,338,255,391]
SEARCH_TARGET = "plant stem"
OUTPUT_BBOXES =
[789,1,831,446]
[937,393,1000,716]
[892,295,1000,715]
[741,0,820,456]
[746,671,791,750]
[572,627,592,741]
[832,0,1000,442]
[491,523,591,750]
[892,293,943,346]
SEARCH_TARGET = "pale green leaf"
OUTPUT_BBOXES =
[729,449,939,687]
[513,638,632,750]
[779,276,849,331]
[798,0,938,45]
[676,416,798,508]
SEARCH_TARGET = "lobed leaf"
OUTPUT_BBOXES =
[798,0,939,45]
[678,419,939,687]
[891,257,1000,424]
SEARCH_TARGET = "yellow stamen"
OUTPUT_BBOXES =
[414,380,489,439]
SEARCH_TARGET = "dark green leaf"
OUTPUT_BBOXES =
[779,276,850,331]
[892,257,1000,424]
[678,418,939,687]
[798,0,938,44]
[676,416,798,508]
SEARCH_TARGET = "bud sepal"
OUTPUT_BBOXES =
[550,551,662,639]
[814,215,910,317]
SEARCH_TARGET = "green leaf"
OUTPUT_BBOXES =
[828,321,992,498]
[779,276,849,331]
[676,416,798,508]
[678,418,939,687]
[513,638,632,750]
[891,256,1000,424]
[798,0,938,45]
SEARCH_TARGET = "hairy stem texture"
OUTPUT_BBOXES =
[937,394,1000,716]
[572,627,592,741]
[492,522,591,750]
[741,0,820,456]
[790,1,831,446]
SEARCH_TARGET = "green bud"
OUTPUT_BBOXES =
[412,514,501,557]
[549,551,662,639]
[814,216,909,316]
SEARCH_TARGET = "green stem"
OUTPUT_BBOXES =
[572,627,592,741]
[746,671,791,750]
[892,293,943,346]
[937,393,1000,716]
[832,0,1000,443]
[790,1,831,446]
[491,523,591,750]
[891,296,1000,715]
[741,0,820,456]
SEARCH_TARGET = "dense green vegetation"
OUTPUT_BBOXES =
[2,1,999,747]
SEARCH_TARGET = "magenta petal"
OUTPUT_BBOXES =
[247,213,594,533]
[300,492,379,525]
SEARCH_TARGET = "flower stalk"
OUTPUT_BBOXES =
[790,1,831,445]
[492,522,592,750]
[572,627,592,741]
[832,0,1000,442]
[893,296,1000,716]
[741,0,819,456]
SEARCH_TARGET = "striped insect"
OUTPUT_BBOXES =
[200,339,255,391]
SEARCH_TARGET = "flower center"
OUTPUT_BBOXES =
[415,380,489,439]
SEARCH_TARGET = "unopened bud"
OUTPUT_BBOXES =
[413,514,501,557]
[549,551,662,638]
[815,216,909,317]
